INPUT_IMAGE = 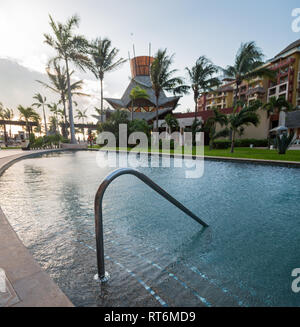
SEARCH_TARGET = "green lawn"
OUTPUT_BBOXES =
[0,146,21,150]
[89,145,300,162]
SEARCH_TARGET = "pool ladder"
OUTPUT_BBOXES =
[94,168,209,283]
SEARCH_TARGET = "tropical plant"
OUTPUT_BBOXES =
[185,56,220,117]
[88,38,126,122]
[75,108,88,141]
[49,116,59,134]
[128,119,152,140]
[263,96,292,118]
[0,103,8,146]
[223,42,274,104]
[17,106,40,138]
[227,100,262,153]
[202,108,229,150]
[32,93,49,135]
[37,60,88,138]
[129,86,149,121]
[184,118,203,146]
[163,114,179,133]
[5,108,14,137]
[44,14,90,144]
[150,49,188,131]
[97,109,129,146]
[276,131,295,155]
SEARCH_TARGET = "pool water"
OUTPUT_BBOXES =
[0,151,300,307]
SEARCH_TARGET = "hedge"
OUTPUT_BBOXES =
[213,139,268,149]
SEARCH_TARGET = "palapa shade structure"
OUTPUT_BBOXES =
[104,56,181,121]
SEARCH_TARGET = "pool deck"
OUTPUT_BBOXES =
[0,149,73,307]
[0,148,300,307]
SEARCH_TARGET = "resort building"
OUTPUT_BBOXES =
[104,56,181,124]
[195,39,300,140]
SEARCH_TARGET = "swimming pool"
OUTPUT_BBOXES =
[0,151,300,307]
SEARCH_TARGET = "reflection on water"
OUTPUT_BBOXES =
[0,151,300,307]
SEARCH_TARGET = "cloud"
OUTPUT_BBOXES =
[0,58,58,111]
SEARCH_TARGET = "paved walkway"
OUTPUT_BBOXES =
[0,149,73,307]
[0,149,23,159]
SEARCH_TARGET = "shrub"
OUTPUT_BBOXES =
[235,139,268,147]
[159,139,176,150]
[213,140,231,149]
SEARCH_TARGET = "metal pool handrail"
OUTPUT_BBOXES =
[94,168,209,282]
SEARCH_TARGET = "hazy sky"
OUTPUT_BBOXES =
[1,0,300,121]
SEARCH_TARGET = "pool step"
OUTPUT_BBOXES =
[78,232,262,307]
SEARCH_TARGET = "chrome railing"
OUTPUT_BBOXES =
[94,168,209,282]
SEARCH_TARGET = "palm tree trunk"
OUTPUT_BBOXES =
[230,130,236,153]
[82,118,85,142]
[42,104,48,136]
[65,59,76,144]
[194,94,198,119]
[100,78,104,123]
[61,96,68,138]
[26,120,30,138]
[3,124,7,147]
[131,100,134,121]
[155,96,159,132]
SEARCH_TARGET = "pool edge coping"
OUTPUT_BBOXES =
[0,149,74,307]
[87,148,300,168]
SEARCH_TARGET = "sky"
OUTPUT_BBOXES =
[1,0,300,124]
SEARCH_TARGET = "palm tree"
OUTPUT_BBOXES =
[5,108,14,137]
[223,42,273,104]
[185,56,220,117]
[17,106,40,138]
[150,49,188,132]
[32,93,48,135]
[0,103,8,146]
[163,113,179,133]
[129,86,149,121]
[203,108,229,150]
[37,59,88,138]
[75,108,88,141]
[88,38,126,122]
[263,96,292,119]
[48,103,62,133]
[44,14,90,144]
[228,100,262,153]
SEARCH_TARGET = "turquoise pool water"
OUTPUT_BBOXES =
[0,151,300,307]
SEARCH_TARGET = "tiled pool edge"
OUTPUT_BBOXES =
[90,148,300,169]
[0,149,73,307]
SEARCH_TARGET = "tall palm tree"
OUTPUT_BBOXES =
[228,100,262,153]
[75,108,88,141]
[88,38,126,122]
[37,60,88,138]
[44,14,90,144]
[32,93,48,135]
[203,108,229,150]
[150,49,187,132]
[185,56,220,117]
[223,42,273,104]
[129,86,149,121]
[17,106,40,138]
